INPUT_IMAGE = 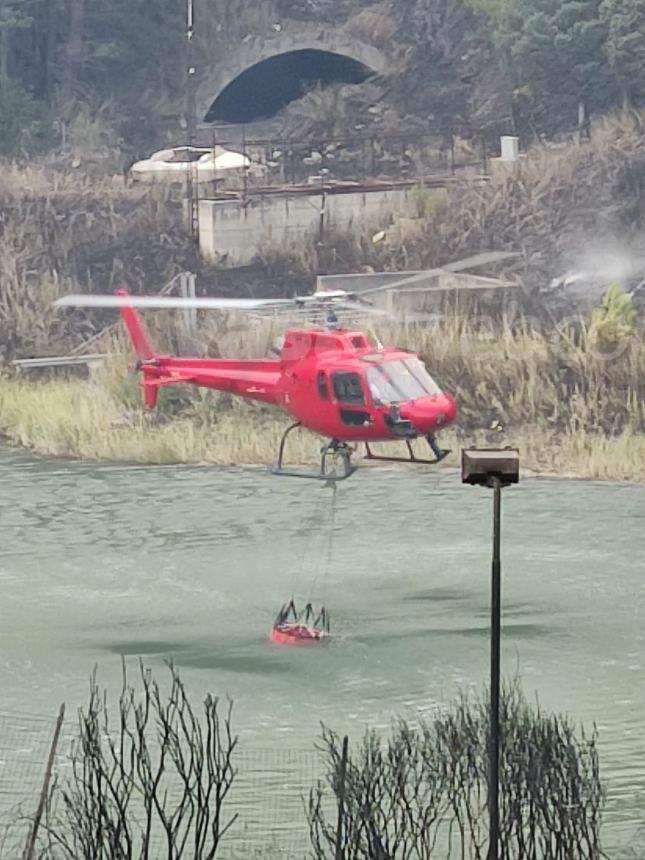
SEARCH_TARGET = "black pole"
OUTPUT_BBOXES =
[186,0,198,241]
[334,735,349,860]
[186,0,195,146]
[488,476,502,860]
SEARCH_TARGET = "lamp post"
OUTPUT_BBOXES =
[462,447,519,860]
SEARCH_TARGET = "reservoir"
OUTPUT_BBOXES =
[1,451,643,855]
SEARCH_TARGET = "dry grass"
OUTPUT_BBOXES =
[0,164,189,359]
[2,110,645,360]
[2,113,645,480]
[1,310,644,481]
[0,374,321,466]
[0,373,643,480]
[303,109,645,292]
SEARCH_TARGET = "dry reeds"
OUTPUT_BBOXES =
[0,164,188,359]
[309,110,645,290]
[1,309,644,481]
[2,114,645,479]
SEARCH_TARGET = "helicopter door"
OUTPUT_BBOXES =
[331,372,372,427]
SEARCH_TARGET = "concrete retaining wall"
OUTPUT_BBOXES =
[198,186,413,266]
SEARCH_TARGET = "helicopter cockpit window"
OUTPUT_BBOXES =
[332,372,365,404]
[317,371,329,399]
[366,367,400,405]
[366,359,442,404]
[404,358,442,396]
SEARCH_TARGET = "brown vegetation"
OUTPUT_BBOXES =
[1,113,645,480]
[0,308,643,481]
[0,166,193,359]
[46,662,238,860]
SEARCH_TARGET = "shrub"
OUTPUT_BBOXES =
[309,682,604,859]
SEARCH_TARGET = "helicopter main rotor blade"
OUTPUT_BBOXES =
[439,250,520,272]
[357,251,520,296]
[54,294,296,310]
[336,299,392,317]
[391,273,517,293]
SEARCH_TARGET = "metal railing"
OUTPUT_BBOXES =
[192,128,489,199]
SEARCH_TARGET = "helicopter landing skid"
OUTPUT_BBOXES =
[272,423,358,481]
[364,435,451,466]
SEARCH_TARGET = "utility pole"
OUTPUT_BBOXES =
[186,0,199,241]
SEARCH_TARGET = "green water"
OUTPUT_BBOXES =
[1,451,644,854]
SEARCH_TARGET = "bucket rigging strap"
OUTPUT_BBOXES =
[307,482,337,605]
[289,486,327,597]
[282,482,338,631]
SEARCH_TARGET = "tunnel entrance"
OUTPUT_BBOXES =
[205,48,375,124]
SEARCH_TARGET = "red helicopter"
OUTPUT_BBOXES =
[54,252,516,480]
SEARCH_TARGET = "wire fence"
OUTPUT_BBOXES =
[0,710,331,859]
[0,701,611,859]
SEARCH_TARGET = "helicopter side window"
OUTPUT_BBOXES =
[317,371,329,400]
[332,372,365,405]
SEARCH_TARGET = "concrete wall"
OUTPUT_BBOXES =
[198,186,413,267]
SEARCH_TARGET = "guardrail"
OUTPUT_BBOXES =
[11,354,111,372]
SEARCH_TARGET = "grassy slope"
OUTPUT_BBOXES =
[1,312,644,480]
[2,373,644,480]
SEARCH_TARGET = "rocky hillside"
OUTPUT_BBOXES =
[3,0,645,165]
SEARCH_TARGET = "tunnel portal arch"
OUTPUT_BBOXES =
[196,28,388,125]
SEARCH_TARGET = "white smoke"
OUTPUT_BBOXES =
[545,239,645,303]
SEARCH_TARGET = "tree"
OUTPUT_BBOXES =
[0,0,184,157]
[490,0,611,137]
[0,75,47,156]
[589,282,636,352]
[600,0,645,106]
[391,0,508,143]
[0,0,35,79]
[60,0,85,105]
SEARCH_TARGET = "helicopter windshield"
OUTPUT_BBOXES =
[366,358,442,404]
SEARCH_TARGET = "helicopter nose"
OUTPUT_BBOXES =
[400,393,457,433]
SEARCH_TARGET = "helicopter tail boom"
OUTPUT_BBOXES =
[133,356,283,410]
[112,291,282,408]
